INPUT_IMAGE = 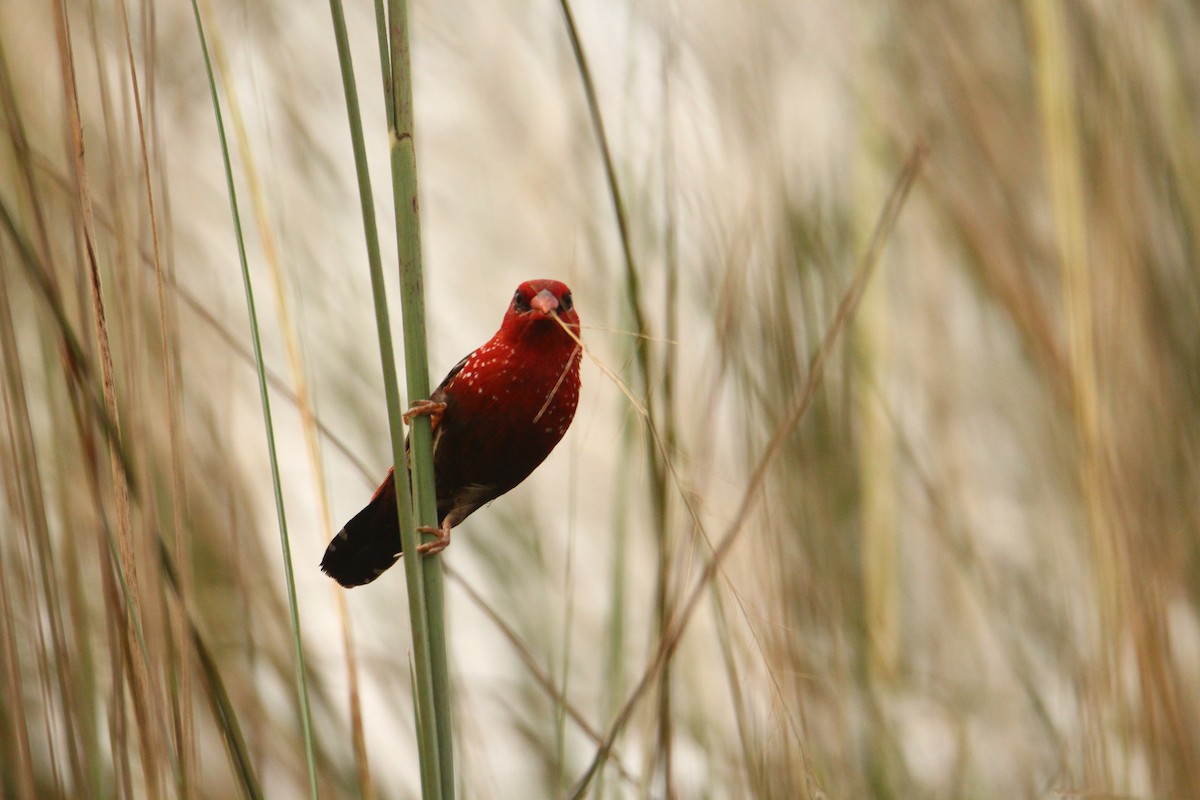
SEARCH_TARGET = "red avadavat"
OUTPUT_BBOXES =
[321,279,582,587]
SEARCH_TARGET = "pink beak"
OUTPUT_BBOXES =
[530,289,559,315]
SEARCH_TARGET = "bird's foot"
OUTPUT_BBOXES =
[403,399,447,426]
[416,520,452,556]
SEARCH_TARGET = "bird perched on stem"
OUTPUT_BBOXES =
[321,279,582,587]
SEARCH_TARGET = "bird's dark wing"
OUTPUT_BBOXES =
[426,352,471,457]
[430,353,470,403]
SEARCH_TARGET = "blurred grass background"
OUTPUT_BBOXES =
[2,0,1199,798]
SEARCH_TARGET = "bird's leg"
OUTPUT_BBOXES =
[406,397,448,555]
[403,399,447,426]
[415,519,452,556]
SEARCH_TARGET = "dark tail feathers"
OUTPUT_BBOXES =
[320,473,402,588]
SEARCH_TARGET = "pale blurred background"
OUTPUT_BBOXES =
[1,0,1198,798]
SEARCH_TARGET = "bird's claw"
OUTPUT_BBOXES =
[416,521,451,556]
[403,399,447,426]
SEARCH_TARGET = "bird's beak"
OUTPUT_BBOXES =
[530,289,559,316]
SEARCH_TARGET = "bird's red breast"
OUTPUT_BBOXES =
[320,279,582,587]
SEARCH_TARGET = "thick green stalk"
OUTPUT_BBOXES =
[386,1,455,796]
[325,0,444,796]
[328,0,453,793]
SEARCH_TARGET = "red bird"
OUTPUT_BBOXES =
[321,279,582,587]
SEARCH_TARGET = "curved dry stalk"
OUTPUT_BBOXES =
[567,142,928,799]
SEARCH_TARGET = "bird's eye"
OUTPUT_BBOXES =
[513,290,531,312]
[560,292,573,312]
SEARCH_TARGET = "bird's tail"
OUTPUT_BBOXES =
[320,468,402,587]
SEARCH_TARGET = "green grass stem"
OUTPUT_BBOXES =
[385,0,455,795]
[188,3,319,797]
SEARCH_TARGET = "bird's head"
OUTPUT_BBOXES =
[500,279,581,344]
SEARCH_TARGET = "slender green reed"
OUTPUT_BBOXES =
[188,3,319,797]
[557,1,677,792]
[322,4,388,799]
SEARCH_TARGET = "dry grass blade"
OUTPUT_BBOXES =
[444,564,641,790]
[568,142,928,799]
[54,2,165,793]
[156,537,264,800]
